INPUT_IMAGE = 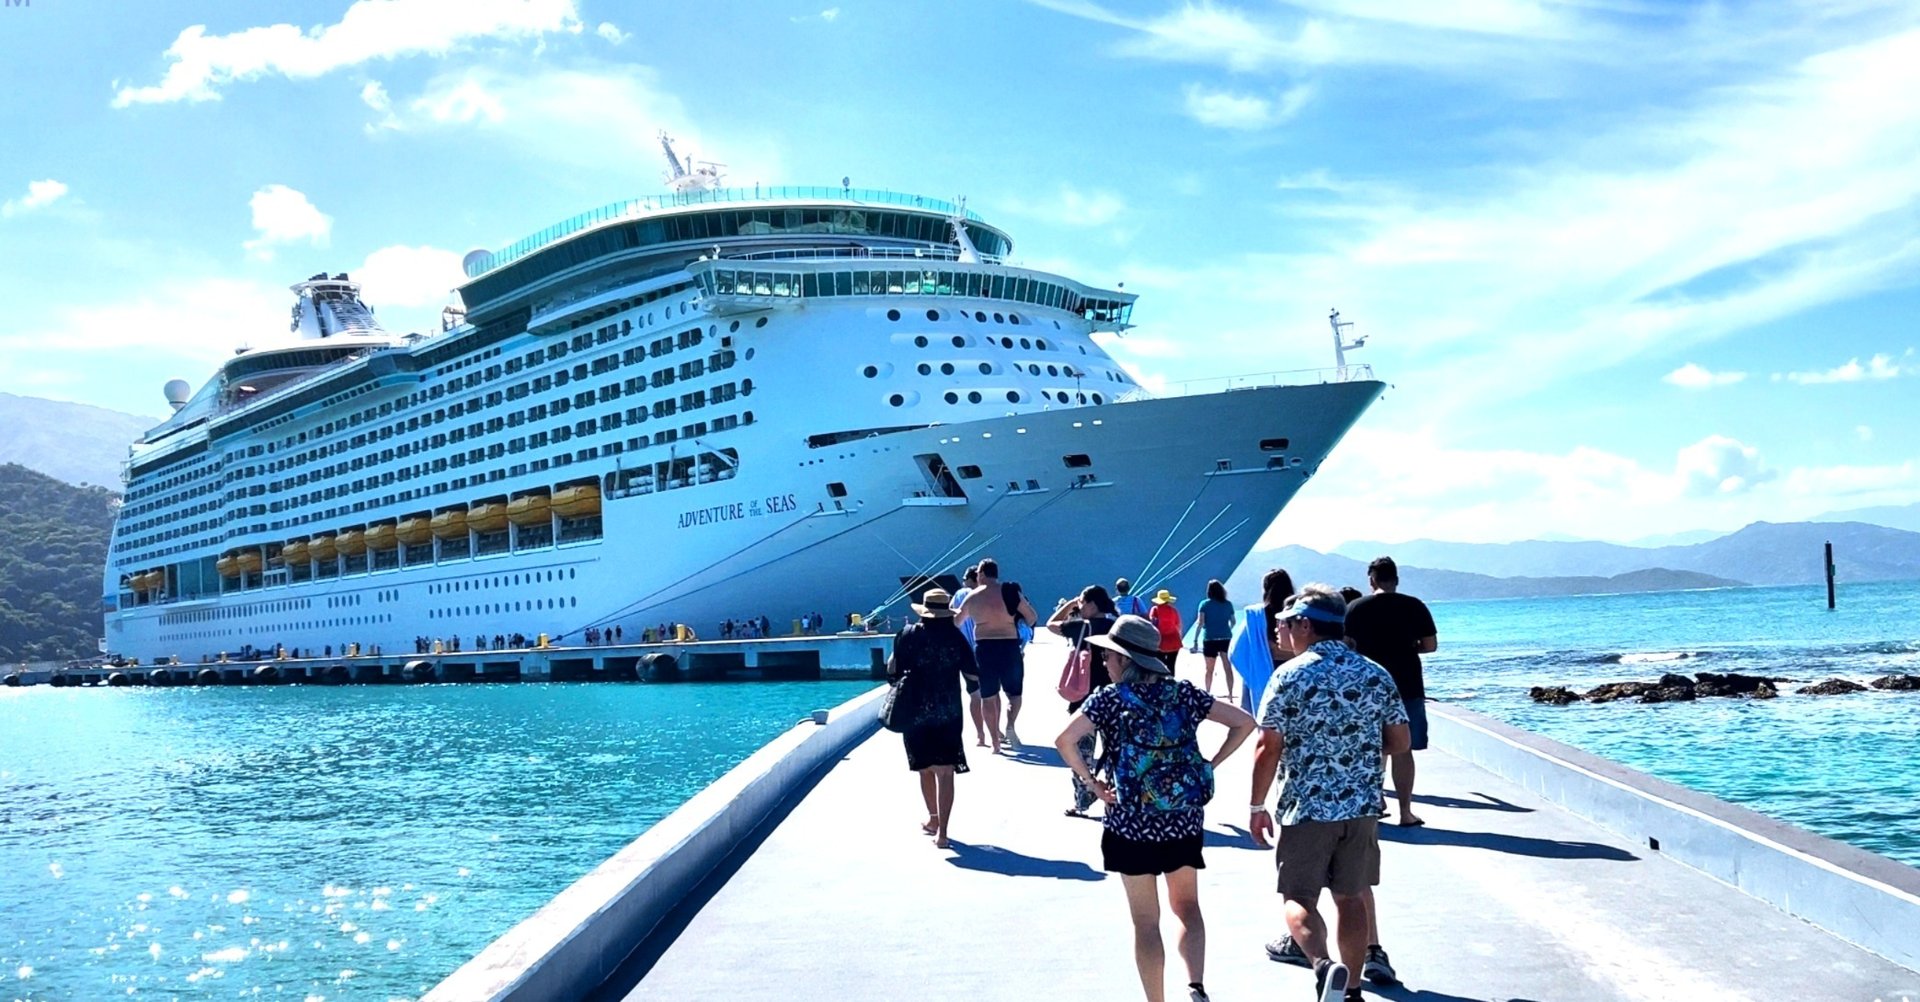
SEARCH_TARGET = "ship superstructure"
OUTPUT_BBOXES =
[104,174,1382,661]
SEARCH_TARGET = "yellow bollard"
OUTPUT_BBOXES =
[432,639,444,654]
[792,618,804,636]
[348,643,359,657]
[537,633,549,649]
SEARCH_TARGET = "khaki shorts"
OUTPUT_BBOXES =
[1275,817,1381,899]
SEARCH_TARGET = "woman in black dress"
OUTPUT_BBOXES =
[888,588,976,849]
[1047,583,1117,816]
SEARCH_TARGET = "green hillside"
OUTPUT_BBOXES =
[0,463,118,662]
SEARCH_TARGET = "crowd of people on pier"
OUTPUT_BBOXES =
[882,556,1438,1002]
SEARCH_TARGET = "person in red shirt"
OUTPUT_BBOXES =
[1148,589,1184,674]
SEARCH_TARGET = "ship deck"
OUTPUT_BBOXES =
[605,642,1920,1001]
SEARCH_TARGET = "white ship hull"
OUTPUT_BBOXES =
[104,188,1383,661]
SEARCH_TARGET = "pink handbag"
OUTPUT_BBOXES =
[1057,645,1092,702]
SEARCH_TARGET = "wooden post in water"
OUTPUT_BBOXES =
[1825,541,1836,609]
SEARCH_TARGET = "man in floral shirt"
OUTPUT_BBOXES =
[1248,585,1410,1002]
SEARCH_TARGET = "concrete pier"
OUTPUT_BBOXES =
[440,637,1920,1001]
[13,633,891,688]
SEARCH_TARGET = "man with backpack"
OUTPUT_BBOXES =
[957,558,1038,751]
[1249,586,1411,1002]
[1114,577,1151,618]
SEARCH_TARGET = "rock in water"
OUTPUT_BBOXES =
[1586,681,1656,703]
[1530,686,1581,705]
[1870,674,1920,691]
[1640,684,1697,704]
[1656,672,1695,689]
[1752,681,1778,699]
[1798,678,1867,696]
[1693,672,1775,697]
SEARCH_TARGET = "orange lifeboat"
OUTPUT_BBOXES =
[216,555,242,579]
[551,484,602,518]
[468,502,509,533]
[396,515,433,545]
[507,493,551,525]
[364,523,397,550]
[430,509,467,539]
[309,534,338,561]
[235,552,263,574]
[282,540,309,564]
[335,528,367,556]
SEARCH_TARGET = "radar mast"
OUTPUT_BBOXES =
[1329,309,1367,378]
[658,131,725,193]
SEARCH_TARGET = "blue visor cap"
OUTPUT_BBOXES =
[1275,602,1344,625]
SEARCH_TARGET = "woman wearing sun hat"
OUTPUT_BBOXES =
[1148,589,1184,675]
[888,587,977,849]
[1055,615,1257,1002]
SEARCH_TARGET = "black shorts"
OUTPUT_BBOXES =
[1201,638,1229,657]
[1102,830,1205,876]
[1404,698,1429,751]
[973,638,1024,698]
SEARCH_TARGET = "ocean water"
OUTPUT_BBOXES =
[1428,579,1920,868]
[0,680,871,1001]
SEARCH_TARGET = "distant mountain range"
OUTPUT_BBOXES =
[0,393,156,489]
[1231,520,1920,602]
[1812,501,1920,534]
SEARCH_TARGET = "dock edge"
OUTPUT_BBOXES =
[423,684,888,1001]
[1430,702,1920,973]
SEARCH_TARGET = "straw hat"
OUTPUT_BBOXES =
[912,588,957,618]
[1152,589,1177,605]
[1086,615,1171,674]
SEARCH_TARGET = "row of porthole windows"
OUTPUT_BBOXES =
[726,317,771,332]
[890,307,1047,328]
[883,389,1107,407]
[429,568,577,594]
[428,596,578,619]
[157,613,395,644]
[910,333,1054,352]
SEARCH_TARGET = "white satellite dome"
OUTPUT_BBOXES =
[163,379,192,411]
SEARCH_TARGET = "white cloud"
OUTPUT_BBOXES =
[1774,351,1909,384]
[791,7,842,23]
[1259,426,1825,548]
[1663,362,1747,389]
[360,80,391,111]
[0,277,290,357]
[243,184,332,260]
[2,179,70,218]
[112,0,582,107]
[354,245,465,311]
[595,22,629,44]
[379,65,775,181]
[1855,425,1873,442]
[1000,186,1128,228]
[1182,82,1313,129]
[1676,434,1775,496]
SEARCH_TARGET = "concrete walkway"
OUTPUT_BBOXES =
[619,639,1920,1002]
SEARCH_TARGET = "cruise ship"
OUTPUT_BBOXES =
[103,155,1384,662]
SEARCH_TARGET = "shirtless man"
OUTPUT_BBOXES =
[956,558,1038,752]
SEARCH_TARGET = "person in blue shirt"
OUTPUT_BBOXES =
[1113,577,1151,619]
[1226,567,1295,713]
[1193,579,1238,700]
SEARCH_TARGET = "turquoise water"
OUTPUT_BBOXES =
[0,680,871,1001]
[1429,580,1920,867]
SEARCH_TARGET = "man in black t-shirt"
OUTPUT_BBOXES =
[1344,557,1438,828]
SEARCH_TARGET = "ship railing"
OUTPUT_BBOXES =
[473,187,987,277]
[1114,364,1378,401]
[715,245,1004,265]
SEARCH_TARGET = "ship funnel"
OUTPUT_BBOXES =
[163,379,192,411]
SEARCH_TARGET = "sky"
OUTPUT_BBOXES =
[2,0,1918,551]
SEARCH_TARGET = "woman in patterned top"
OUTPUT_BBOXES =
[1055,615,1257,1002]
